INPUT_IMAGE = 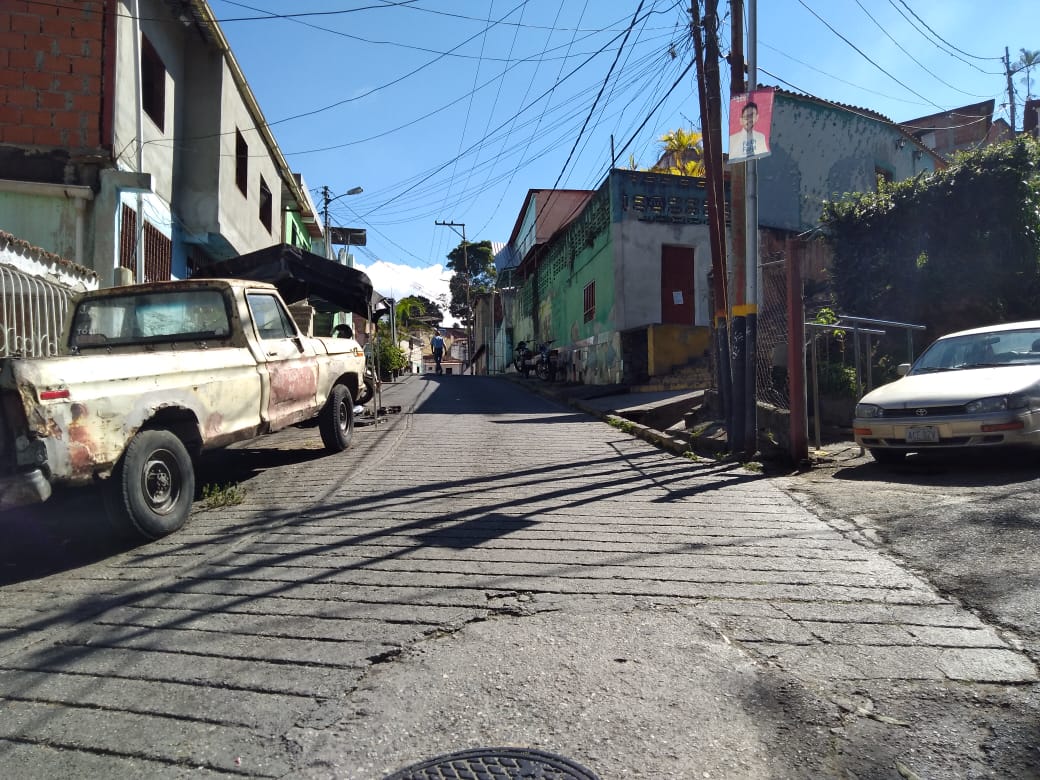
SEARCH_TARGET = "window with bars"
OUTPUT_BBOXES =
[119,205,172,282]
[583,281,595,323]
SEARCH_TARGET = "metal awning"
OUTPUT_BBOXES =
[192,243,384,317]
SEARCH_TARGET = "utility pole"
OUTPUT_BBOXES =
[435,220,471,375]
[322,185,363,259]
[322,185,331,258]
[727,0,748,454]
[1006,47,1017,133]
[692,0,732,434]
[742,0,760,459]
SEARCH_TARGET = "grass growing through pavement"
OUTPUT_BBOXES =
[201,482,245,508]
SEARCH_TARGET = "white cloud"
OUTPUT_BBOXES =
[354,259,459,327]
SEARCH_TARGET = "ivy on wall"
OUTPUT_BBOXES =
[820,137,1040,341]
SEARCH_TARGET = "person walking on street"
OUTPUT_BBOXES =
[431,331,445,374]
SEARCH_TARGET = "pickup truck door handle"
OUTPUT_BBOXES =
[266,351,279,357]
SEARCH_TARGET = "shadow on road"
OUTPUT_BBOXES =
[0,441,333,586]
[0,487,137,586]
[829,447,1040,488]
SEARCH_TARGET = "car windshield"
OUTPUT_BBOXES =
[69,289,232,350]
[911,327,1040,373]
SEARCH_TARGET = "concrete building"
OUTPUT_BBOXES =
[0,0,321,288]
[491,88,944,388]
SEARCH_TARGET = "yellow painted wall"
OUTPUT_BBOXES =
[647,324,711,376]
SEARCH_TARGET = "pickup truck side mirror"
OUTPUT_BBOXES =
[896,363,911,376]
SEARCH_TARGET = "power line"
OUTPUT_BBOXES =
[547,1,647,196]
[891,0,1004,63]
[852,0,990,99]
[796,0,946,112]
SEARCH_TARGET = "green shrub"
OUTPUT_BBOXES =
[372,338,408,378]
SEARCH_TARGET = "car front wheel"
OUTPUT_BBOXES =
[320,384,355,452]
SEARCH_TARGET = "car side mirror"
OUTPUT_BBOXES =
[896,363,911,376]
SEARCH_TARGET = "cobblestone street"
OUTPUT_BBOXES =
[1,375,1037,779]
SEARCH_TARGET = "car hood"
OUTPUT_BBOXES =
[859,365,1040,407]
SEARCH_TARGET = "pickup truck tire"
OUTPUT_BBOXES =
[106,430,195,540]
[320,384,355,452]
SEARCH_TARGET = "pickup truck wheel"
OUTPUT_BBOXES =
[320,384,354,452]
[107,430,195,540]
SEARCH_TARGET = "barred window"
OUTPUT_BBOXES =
[583,281,595,323]
[119,205,172,282]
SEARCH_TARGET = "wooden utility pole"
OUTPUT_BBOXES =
[691,0,731,424]
[435,220,471,374]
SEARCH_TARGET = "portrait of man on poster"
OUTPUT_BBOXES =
[728,88,774,163]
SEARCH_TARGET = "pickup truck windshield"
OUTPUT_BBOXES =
[69,289,231,349]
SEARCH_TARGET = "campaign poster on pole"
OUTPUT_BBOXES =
[728,88,775,163]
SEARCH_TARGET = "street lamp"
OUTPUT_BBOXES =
[322,185,363,258]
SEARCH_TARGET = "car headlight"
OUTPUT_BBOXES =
[855,403,883,418]
[965,395,1028,413]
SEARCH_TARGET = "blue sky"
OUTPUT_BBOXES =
[210,0,1037,315]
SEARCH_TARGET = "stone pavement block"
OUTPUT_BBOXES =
[0,741,230,780]
[61,624,399,667]
[0,699,290,776]
[776,600,992,628]
[129,590,482,625]
[752,643,1037,683]
[1,646,361,698]
[937,648,1039,682]
[797,621,918,646]
[709,615,819,644]
[906,624,1009,648]
[0,668,317,732]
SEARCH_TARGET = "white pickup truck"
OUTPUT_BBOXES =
[0,278,367,539]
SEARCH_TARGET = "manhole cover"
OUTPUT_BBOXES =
[382,747,600,780]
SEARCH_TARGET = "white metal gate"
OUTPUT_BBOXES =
[0,264,75,357]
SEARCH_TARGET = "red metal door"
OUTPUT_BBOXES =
[660,245,695,324]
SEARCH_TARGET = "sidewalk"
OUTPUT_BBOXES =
[502,373,871,471]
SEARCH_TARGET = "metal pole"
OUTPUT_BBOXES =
[743,0,759,458]
[852,322,862,400]
[810,333,821,450]
[322,186,330,259]
[786,241,808,464]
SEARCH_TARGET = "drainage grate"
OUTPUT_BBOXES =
[382,747,600,780]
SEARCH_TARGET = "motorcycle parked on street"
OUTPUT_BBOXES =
[513,340,534,377]
[514,339,558,381]
[535,340,559,381]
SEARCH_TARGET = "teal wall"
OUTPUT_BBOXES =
[761,93,940,231]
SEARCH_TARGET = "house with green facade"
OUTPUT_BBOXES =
[486,87,943,388]
[494,170,717,385]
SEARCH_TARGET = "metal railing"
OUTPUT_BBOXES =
[837,314,927,398]
[0,264,75,357]
[803,315,926,449]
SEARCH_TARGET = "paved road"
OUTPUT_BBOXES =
[1,375,1037,779]
[778,442,1040,660]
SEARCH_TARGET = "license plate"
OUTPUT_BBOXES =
[906,425,939,443]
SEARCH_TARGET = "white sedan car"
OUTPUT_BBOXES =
[853,320,1040,463]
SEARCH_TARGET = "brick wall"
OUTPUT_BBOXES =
[0,1,106,151]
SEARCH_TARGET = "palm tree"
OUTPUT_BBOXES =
[1016,48,1040,101]
[656,128,705,177]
